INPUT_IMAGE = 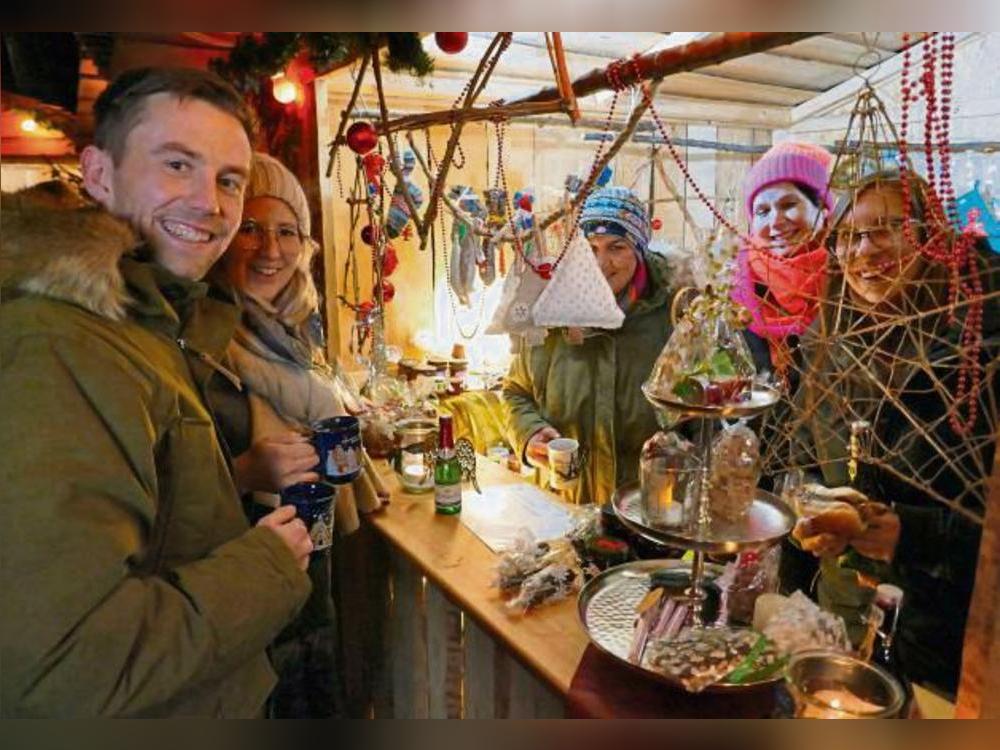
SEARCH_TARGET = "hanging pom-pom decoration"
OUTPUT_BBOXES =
[381,245,399,277]
[346,121,378,155]
[360,224,380,246]
[376,280,396,303]
[435,32,469,55]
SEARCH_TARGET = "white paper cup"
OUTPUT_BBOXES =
[547,437,580,490]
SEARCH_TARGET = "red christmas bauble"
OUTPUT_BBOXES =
[435,32,469,54]
[375,280,396,303]
[346,121,378,155]
[360,224,379,246]
[518,194,533,212]
[381,245,399,277]
[651,217,662,231]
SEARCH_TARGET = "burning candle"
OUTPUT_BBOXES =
[800,688,886,719]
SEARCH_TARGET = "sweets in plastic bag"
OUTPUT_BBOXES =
[716,546,780,625]
[760,590,851,657]
[644,292,756,409]
[493,534,557,594]
[506,563,578,613]
[707,421,759,522]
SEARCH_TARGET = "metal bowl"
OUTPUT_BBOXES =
[785,649,905,719]
[577,559,782,693]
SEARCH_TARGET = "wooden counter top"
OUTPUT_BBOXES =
[364,456,954,717]
[366,457,589,695]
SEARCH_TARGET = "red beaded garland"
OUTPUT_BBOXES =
[898,32,983,434]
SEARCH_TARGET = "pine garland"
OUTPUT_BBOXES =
[211,32,433,93]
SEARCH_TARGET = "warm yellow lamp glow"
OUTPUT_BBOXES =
[20,117,39,133]
[271,73,301,104]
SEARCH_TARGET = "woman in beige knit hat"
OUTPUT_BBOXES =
[211,152,384,717]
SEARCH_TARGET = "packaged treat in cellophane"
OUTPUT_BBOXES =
[643,290,756,411]
[493,533,561,594]
[494,504,614,612]
[716,545,780,625]
[707,421,760,522]
[757,590,852,657]
[506,563,578,614]
[493,530,578,613]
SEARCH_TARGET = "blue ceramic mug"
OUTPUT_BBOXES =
[311,415,362,485]
[280,481,336,552]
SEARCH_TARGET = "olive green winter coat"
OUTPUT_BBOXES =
[0,185,310,717]
[502,251,675,505]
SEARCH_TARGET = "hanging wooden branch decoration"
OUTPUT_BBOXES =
[326,54,370,178]
[370,45,428,247]
[416,33,515,251]
[546,32,579,124]
[511,32,817,106]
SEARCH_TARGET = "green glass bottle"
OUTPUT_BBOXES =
[434,415,462,515]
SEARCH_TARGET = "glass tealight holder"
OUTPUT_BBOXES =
[393,417,438,494]
[639,453,702,530]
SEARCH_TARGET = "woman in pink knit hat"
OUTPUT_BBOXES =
[731,141,834,383]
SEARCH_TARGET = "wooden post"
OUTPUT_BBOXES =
[956,431,1000,718]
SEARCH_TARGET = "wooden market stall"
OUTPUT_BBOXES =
[2,31,998,720]
[306,32,1000,719]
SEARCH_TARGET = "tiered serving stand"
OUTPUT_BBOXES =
[577,381,797,691]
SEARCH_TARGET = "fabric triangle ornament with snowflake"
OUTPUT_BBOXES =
[531,234,625,329]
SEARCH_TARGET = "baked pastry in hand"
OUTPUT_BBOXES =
[790,484,892,558]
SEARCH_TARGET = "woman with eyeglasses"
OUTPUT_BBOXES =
[785,169,999,699]
[209,153,374,717]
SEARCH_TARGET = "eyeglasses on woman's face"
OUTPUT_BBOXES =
[235,219,302,250]
[833,217,915,253]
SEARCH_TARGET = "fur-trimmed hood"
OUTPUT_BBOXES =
[1,181,141,321]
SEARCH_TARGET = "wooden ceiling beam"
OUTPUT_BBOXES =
[509,32,819,105]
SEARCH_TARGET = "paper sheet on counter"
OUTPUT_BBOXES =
[460,482,578,553]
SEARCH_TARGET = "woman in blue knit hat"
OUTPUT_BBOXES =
[502,186,677,505]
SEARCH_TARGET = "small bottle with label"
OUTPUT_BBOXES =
[434,415,462,515]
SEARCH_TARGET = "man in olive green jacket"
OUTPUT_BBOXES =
[0,68,312,717]
[503,187,675,506]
